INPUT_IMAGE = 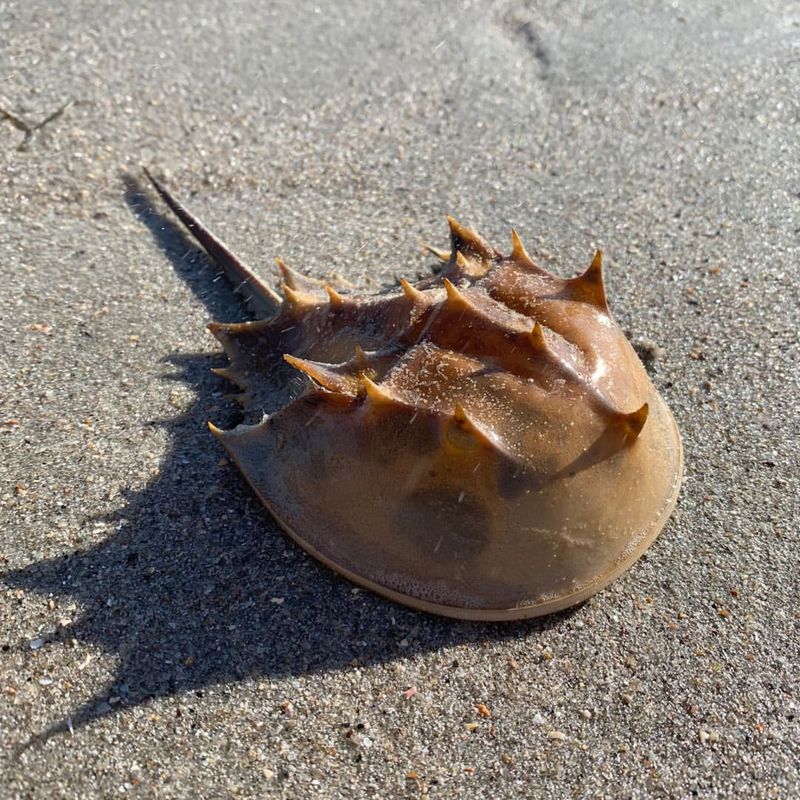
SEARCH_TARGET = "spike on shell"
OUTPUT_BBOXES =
[280,282,316,309]
[284,353,353,394]
[325,284,345,306]
[399,277,424,302]
[529,322,548,350]
[422,243,450,262]
[441,274,485,314]
[454,251,472,271]
[359,375,393,404]
[353,343,368,366]
[443,277,471,309]
[445,404,481,453]
[207,420,225,438]
[145,172,683,623]
[569,249,608,311]
[510,229,529,263]
[447,216,497,262]
[274,256,325,295]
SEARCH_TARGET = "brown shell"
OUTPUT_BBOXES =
[146,171,683,621]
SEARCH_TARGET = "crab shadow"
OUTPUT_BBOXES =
[2,175,576,747]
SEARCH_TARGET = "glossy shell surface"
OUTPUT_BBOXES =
[147,172,683,621]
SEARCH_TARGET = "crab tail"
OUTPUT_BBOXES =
[143,167,281,319]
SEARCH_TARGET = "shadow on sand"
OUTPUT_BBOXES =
[3,175,569,750]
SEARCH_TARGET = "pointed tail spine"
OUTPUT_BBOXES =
[143,168,281,318]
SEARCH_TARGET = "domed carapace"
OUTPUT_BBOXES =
[145,170,682,621]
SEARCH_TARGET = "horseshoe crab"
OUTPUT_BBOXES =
[144,170,682,621]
